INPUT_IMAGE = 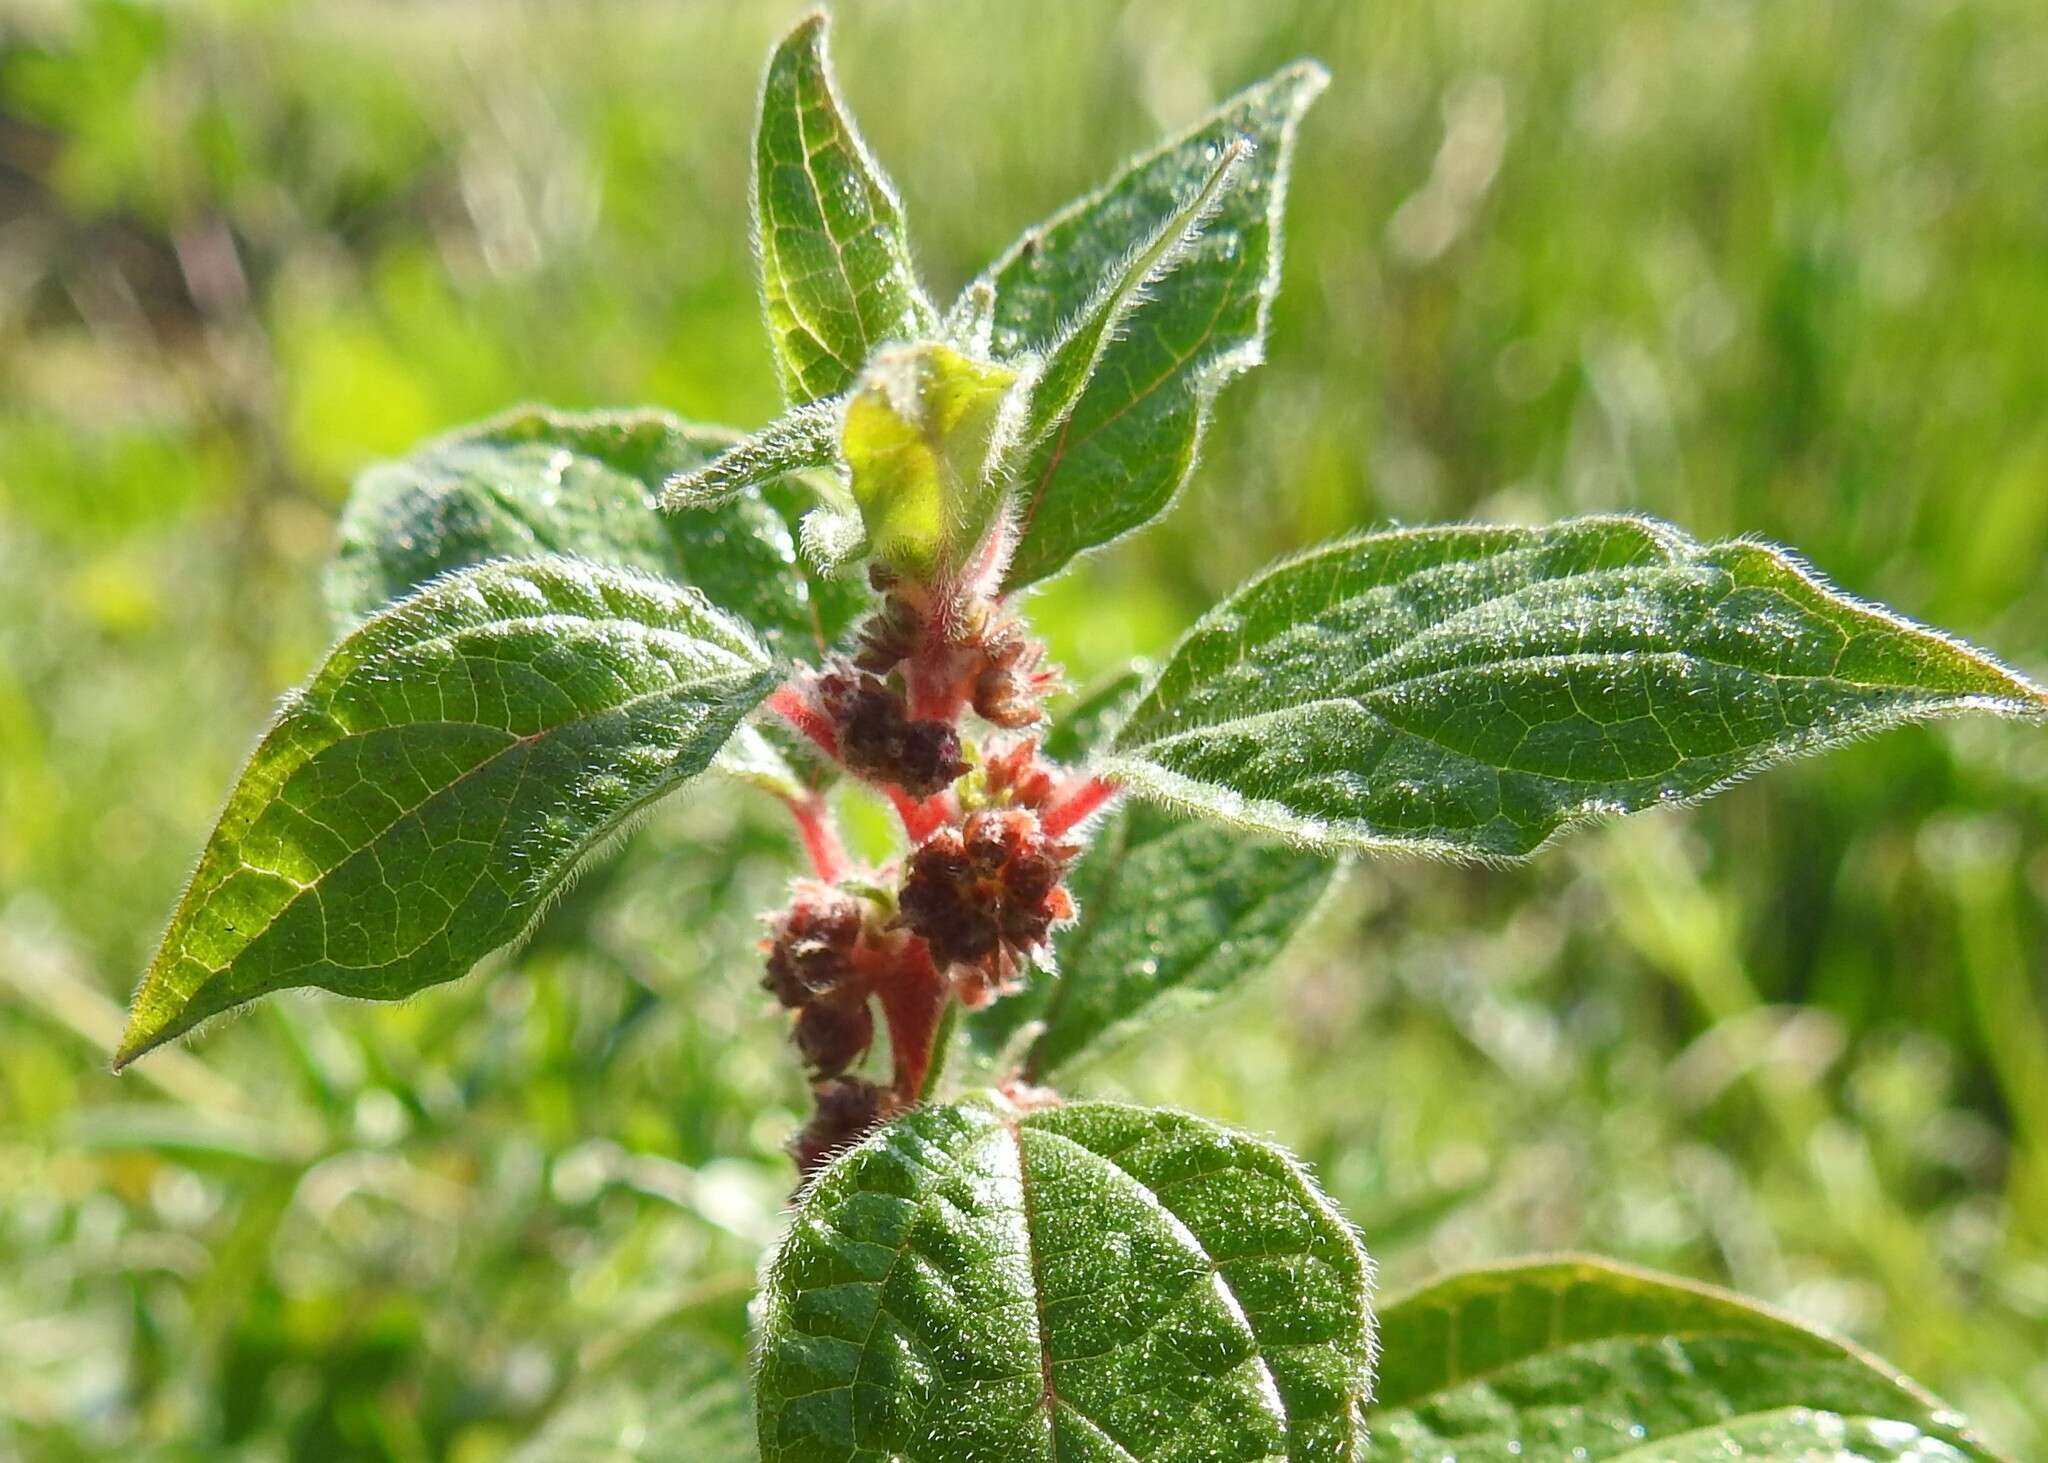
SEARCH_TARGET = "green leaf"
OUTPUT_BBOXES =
[116,558,777,1069]
[975,665,1334,1078]
[1109,515,2048,860]
[755,1094,1372,1462]
[1016,139,1249,454]
[754,11,936,405]
[1364,1255,1999,1461]
[837,341,1020,579]
[513,1331,754,1463]
[976,800,1337,1080]
[984,62,1327,589]
[662,398,841,512]
[327,406,863,661]
[1040,664,1149,765]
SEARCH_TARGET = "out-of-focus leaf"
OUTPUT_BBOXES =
[514,1331,753,1463]
[1364,1256,1998,1461]
[754,1093,1372,1461]
[1110,515,2048,858]
[327,406,863,661]
[983,63,1327,589]
[753,12,935,405]
[117,558,776,1068]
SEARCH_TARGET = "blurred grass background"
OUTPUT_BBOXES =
[2,0,2046,1456]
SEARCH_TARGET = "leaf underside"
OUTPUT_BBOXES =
[1109,515,2048,860]
[755,12,935,405]
[975,800,1335,1081]
[986,62,1327,590]
[117,558,776,1068]
[1364,1256,1996,1461]
[755,1095,1373,1462]
[972,665,1334,1078]
[660,397,843,511]
[327,405,863,662]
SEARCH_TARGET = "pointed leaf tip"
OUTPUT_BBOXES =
[1364,1255,1998,1460]
[988,58,1329,589]
[1111,515,2048,859]
[755,6,934,404]
[120,558,778,1065]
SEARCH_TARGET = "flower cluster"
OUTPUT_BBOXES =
[898,808,1078,1006]
[811,666,966,798]
[760,565,1108,1175]
[760,882,874,1079]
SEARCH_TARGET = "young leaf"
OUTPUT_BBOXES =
[1364,1256,1997,1461]
[1016,139,1249,454]
[978,800,1338,1079]
[982,62,1328,589]
[754,11,936,405]
[1109,515,2048,860]
[328,406,863,660]
[659,397,841,510]
[115,558,777,1069]
[755,1094,1373,1461]
[837,341,1019,579]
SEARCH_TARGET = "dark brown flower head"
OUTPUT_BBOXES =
[761,882,866,1009]
[897,808,1077,1005]
[791,1076,885,1177]
[812,664,967,797]
[794,999,875,1077]
[854,593,923,675]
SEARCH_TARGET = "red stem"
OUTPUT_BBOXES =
[788,795,848,882]
[1041,773,1118,838]
[868,939,948,1104]
[768,683,838,759]
[889,786,954,843]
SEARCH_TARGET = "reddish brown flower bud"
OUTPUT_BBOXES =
[762,883,866,1008]
[897,809,1077,1002]
[854,595,923,675]
[790,1076,885,1177]
[982,736,1058,810]
[794,999,875,1077]
[897,720,968,798]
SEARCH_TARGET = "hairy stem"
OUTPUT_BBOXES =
[889,785,954,842]
[767,682,838,758]
[1042,773,1118,838]
[787,794,848,882]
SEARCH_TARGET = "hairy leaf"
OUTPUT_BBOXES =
[755,12,935,405]
[1364,1256,1996,1461]
[512,1331,753,1463]
[1109,515,2048,859]
[328,406,862,660]
[1017,140,1248,454]
[116,559,776,1069]
[972,666,1334,1076]
[755,1094,1372,1461]
[984,63,1327,589]
[1007,803,1336,1079]
[661,397,842,511]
